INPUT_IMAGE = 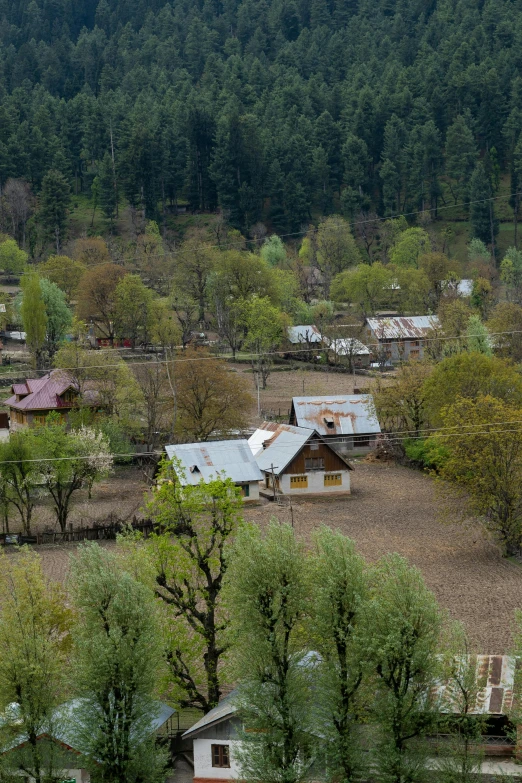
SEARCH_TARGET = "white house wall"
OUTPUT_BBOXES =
[193,738,242,781]
[279,470,351,495]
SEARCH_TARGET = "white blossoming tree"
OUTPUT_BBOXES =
[29,414,113,531]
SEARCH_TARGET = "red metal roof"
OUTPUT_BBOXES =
[5,372,79,412]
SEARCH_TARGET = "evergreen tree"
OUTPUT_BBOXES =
[38,169,70,253]
[469,162,497,249]
[445,116,477,204]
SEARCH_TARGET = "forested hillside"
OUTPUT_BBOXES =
[1,0,522,241]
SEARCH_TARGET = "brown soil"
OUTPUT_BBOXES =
[19,461,521,654]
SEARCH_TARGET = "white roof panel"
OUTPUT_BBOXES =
[165,440,263,485]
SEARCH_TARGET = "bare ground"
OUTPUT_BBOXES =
[19,461,522,654]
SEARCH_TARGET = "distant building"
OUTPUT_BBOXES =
[287,325,322,345]
[327,338,370,368]
[365,315,440,362]
[4,371,96,431]
[289,395,381,455]
[254,422,353,496]
[183,692,240,783]
[165,440,263,501]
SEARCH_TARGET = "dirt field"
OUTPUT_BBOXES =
[24,461,522,654]
[232,363,388,425]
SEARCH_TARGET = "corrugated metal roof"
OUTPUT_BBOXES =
[436,655,517,715]
[287,325,322,344]
[291,395,381,437]
[248,422,280,456]
[255,423,315,474]
[366,315,440,340]
[5,371,79,412]
[165,440,263,485]
[328,338,370,356]
[182,692,238,739]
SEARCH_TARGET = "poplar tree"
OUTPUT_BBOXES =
[20,272,47,370]
[69,544,167,783]
[224,521,313,783]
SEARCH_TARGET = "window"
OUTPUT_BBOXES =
[304,458,324,470]
[409,349,420,359]
[324,473,342,486]
[33,415,47,426]
[290,475,308,488]
[410,340,420,347]
[62,390,75,404]
[212,745,230,768]
[353,436,370,448]
[324,416,335,429]
[239,483,250,497]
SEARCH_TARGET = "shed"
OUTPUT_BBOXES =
[287,325,322,345]
[366,315,440,362]
[183,692,241,783]
[255,423,353,496]
[289,395,380,454]
[327,338,370,367]
[165,440,263,501]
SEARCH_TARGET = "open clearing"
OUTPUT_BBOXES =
[26,462,522,654]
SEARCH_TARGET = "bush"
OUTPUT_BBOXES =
[404,438,448,471]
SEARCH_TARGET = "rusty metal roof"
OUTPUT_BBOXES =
[248,422,280,456]
[436,655,518,715]
[165,440,263,485]
[255,423,353,475]
[287,325,322,344]
[291,395,381,437]
[366,315,440,340]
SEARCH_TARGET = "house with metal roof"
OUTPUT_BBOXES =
[1,698,175,783]
[289,395,381,455]
[182,692,240,783]
[4,371,98,431]
[165,440,264,501]
[366,315,440,363]
[254,423,353,496]
[326,337,371,368]
[287,324,322,345]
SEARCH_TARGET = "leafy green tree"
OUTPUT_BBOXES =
[434,395,522,555]
[0,433,39,535]
[0,549,71,783]
[38,169,70,253]
[38,255,86,302]
[316,216,362,298]
[424,352,522,423]
[308,528,368,783]
[418,252,454,307]
[20,272,47,370]
[146,468,243,711]
[373,361,433,436]
[224,521,313,783]
[245,296,289,388]
[364,554,442,783]
[390,228,431,268]
[0,238,27,279]
[172,230,218,322]
[331,263,394,318]
[500,247,522,302]
[76,263,127,346]
[470,277,493,320]
[69,544,167,783]
[466,314,491,355]
[29,416,113,531]
[40,277,72,360]
[114,274,155,349]
[487,302,522,362]
[260,234,287,267]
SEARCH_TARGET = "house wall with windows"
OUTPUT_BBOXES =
[193,738,241,782]
[279,468,350,494]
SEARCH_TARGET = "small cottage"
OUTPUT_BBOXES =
[183,693,240,783]
[289,395,381,455]
[254,423,353,496]
[365,315,440,363]
[327,337,370,368]
[165,440,263,501]
[4,371,92,431]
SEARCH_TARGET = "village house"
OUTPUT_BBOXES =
[326,337,370,368]
[289,395,381,455]
[183,655,522,783]
[365,315,440,363]
[4,371,95,431]
[165,440,263,501]
[253,422,353,496]
[1,699,175,783]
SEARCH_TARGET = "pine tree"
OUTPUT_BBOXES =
[38,169,70,253]
[445,115,477,204]
[98,151,118,225]
[469,162,497,249]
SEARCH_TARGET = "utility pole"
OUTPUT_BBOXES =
[257,372,261,418]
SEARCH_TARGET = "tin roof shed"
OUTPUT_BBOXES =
[290,395,381,437]
[287,325,322,344]
[165,440,263,485]
[366,315,440,340]
[435,655,518,715]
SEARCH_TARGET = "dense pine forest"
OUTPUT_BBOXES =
[1,0,522,243]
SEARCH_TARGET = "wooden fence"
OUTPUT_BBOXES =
[0,515,157,547]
